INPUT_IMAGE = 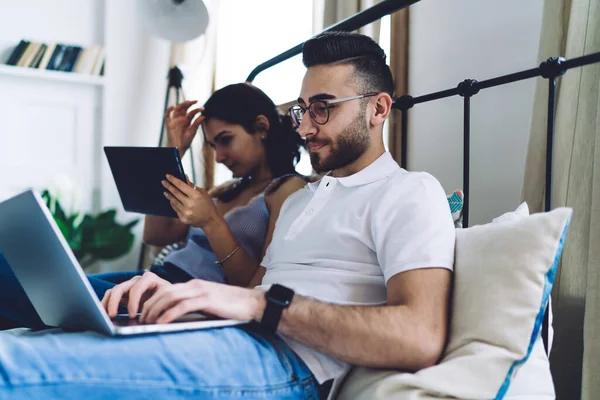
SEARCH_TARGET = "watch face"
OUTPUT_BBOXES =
[268,284,294,307]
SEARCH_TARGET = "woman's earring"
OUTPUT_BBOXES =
[261,135,266,140]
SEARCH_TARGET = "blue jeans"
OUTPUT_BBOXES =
[0,325,319,399]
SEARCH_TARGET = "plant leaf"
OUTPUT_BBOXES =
[42,190,139,263]
[88,228,134,260]
[52,197,68,226]
[69,224,83,252]
[95,210,117,228]
[124,219,140,229]
[53,217,70,241]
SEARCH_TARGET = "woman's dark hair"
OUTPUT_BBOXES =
[302,31,394,97]
[201,83,305,202]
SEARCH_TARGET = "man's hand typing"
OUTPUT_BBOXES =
[101,272,172,318]
[138,279,265,324]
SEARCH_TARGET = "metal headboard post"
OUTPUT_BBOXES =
[457,80,479,228]
[539,56,567,357]
[540,56,567,213]
[395,95,414,169]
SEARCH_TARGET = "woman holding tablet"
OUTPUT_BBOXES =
[0,83,308,329]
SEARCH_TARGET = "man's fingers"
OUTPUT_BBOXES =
[126,272,159,318]
[106,277,140,318]
[156,298,201,324]
[101,289,112,311]
[143,284,206,324]
[107,286,125,317]
[140,284,185,323]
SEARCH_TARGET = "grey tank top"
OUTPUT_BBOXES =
[162,176,297,283]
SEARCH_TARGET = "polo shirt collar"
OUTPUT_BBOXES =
[307,152,400,192]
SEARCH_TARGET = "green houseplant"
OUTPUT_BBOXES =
[41,190,139,269]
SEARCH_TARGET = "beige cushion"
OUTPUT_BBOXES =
[337,206,572,400]
[491,203,555,399]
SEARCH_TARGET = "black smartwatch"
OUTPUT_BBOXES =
[261,284,295,332]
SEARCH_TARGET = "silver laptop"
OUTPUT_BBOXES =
[0,190,246,335]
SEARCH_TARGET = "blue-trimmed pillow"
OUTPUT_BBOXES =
[337,205,572,400]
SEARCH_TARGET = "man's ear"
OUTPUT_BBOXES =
[254,115,271,135]
[370,93,393,127]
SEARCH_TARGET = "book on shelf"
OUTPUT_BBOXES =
[16,42,39,67]
[4,40,105,76]
[29,44,48,69]
[91,47,105,76]
[5,39,29,66]
[37,42,56,70]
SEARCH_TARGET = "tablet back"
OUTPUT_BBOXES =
[104,147,186,218]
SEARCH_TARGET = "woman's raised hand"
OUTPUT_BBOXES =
[162,174,221,229]
[165,100,204,156]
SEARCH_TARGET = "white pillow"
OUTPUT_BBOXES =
[492,202,529,223]
[337,205,572,400]
[493,202,555,399]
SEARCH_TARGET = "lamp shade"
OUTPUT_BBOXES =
[136,0,209,42]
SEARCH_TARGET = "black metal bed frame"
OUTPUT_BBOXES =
[245,0,600,359]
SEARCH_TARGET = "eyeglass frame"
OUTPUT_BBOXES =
[288,92,379,128]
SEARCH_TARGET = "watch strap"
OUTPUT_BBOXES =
[261,300,284,332]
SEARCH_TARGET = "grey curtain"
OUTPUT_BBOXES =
[521,0,600,398]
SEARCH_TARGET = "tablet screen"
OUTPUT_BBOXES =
[104,147,187,218]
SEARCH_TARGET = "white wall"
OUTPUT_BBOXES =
[0,0,105,62]
[97,0,171,272]
[408,0,544,225]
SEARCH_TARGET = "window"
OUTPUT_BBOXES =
[212,0,314,184]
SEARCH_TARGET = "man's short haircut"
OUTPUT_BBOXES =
[302,31,394,97]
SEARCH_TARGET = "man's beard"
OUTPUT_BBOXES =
[308,106,370,174]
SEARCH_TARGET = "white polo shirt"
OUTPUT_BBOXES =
[257,152,456,383]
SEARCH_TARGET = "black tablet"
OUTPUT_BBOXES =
[104,146,187,218]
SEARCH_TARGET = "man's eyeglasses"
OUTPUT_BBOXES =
[288,92,378,128]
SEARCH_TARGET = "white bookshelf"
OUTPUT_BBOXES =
[0,0,105,218]
[0,0,173,273]
[0,64,104,86]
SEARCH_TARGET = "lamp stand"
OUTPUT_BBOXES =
[136,65,198,271]
[158,66,197,180]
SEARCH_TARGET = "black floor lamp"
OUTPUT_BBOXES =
[136,0,210,270]
[158,65,196,181]
[137,0,210,157]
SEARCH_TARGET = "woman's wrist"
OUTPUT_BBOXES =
[177,146,189,157]
[166,140,188,157]
[175,145,189,158]
[200,214,227,235]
